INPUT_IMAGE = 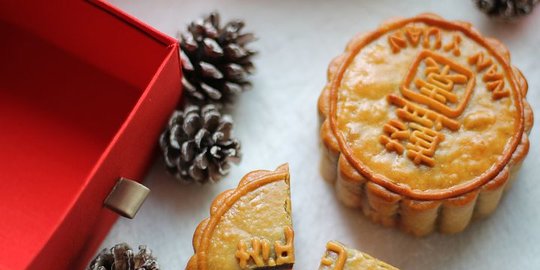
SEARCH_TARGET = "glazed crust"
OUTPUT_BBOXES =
[319,13,533,235]
[187,164,293,270]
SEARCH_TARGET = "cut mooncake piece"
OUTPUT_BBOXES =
[187,164,294,270]
[319,241,397,270]
[318,13,533,235]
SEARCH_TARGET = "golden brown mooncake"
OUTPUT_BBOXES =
[187,164,294,270]
[319,241,398,270]
[318,13,533,236]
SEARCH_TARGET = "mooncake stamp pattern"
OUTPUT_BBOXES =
[319,13,533,235]
[319,241,397,270]
[187,164,294,270]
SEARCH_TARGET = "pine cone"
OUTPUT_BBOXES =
[160,104,241,184]
[88,243,159,270]
[474,0,538,19]
[179,12,256,104]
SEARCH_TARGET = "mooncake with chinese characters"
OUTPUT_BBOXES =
[318,13,532,235]
[187,164,294,270]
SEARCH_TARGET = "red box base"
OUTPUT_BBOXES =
[0,1,181,269]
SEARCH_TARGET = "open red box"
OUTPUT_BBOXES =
[0,1,181,269]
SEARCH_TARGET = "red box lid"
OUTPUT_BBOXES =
[0,1,181,269]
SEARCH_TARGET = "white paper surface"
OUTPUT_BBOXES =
[100,1,540,269]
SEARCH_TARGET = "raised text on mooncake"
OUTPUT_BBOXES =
[235,226,294,269]
[381,24,510,166]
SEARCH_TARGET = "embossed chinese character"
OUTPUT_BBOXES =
[235,226,294,269]
[388,94,460,131]
[401,50,475,118]
[235,237,275,268]
[275,226,295,265]
[320,242,347,270]
[383,94,458,167]
[406,123,444,167]
[380,119,410,154]
[235,241,251,268]
[415,56,467,105]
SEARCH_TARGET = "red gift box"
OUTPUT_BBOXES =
[0,1,181,269]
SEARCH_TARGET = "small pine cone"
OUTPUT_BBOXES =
[88,243,159,270]
[179,11,256,104]
[160,104,241,184]
[474,0,538,19]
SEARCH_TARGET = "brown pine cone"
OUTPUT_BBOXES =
[159,104,241,184]
[474,0,538,19]
[88,243,159,270]
[179,12,256,104]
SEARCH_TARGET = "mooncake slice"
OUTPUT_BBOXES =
[318,13,532,235]
[319,241,397,270]
[187,164,294,270]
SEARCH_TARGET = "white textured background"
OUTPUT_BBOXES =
[100,1,540,269]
